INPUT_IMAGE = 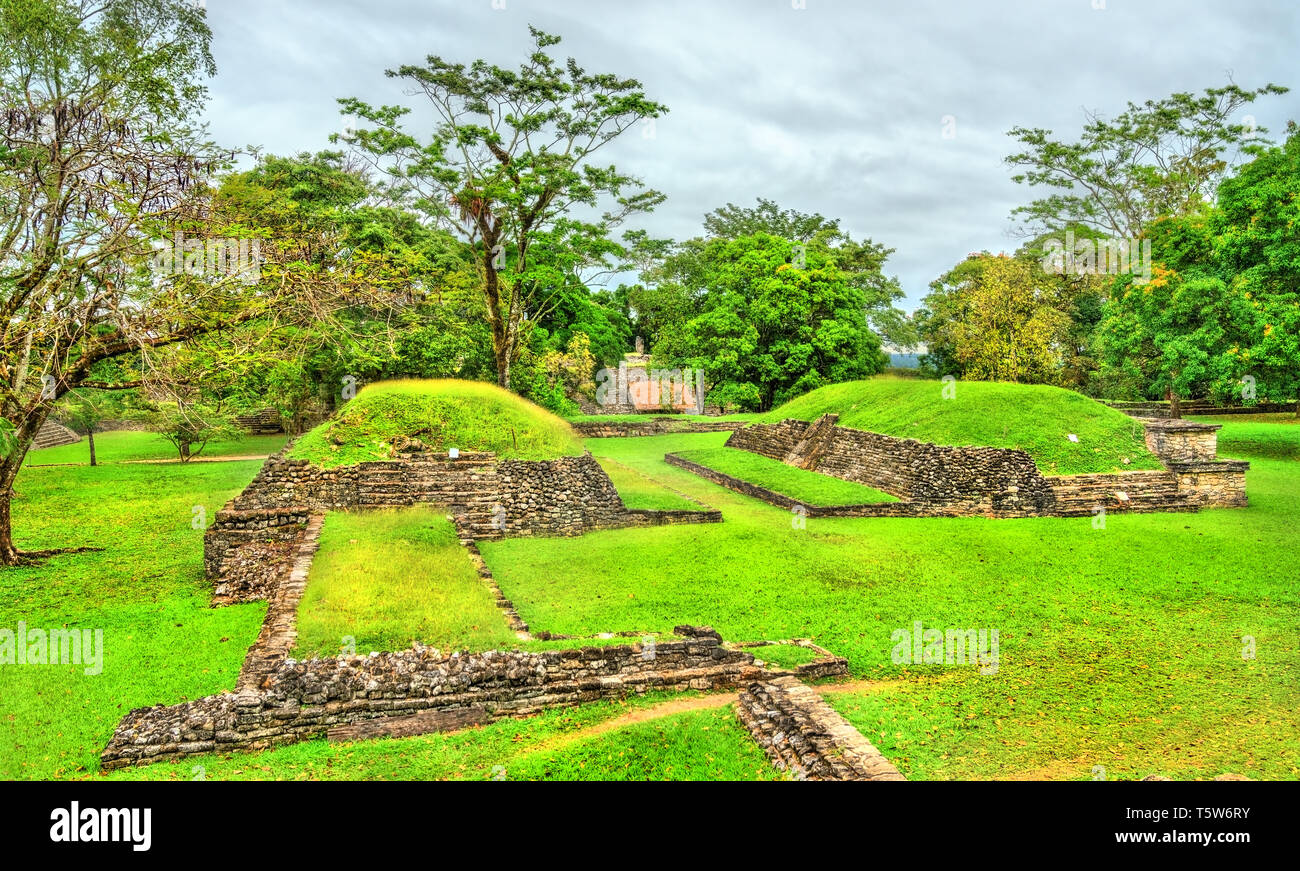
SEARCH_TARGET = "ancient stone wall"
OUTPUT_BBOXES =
[1143,419,1219,462]
[720,415,1248,517]
[204,448,719,581]
[203,506,311,582]
[100,627,762,769]
[736,676,905,781]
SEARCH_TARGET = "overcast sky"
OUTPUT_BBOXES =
[200,0,1300,313]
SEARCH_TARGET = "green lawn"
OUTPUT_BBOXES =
[673,446,897,505]
[480,426,1300,780]
[1192,414,1300,461]
[6,413,1298,781]
[293,507,517,658]
[0,459,268,779]
[25,430,287,466]
[758,377,1164,475]
[102,691,778,781]
[594,456,702,511]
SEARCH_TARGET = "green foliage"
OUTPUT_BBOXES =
[287,379,585,466]
[652,233,887,411]
[756,377,1162,475]
[483,427,1300,780]
[634,199,912,359]
[674,446,896,505]
[917,252,1076,384]
[1006,82,1288,238]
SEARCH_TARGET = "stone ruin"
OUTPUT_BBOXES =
[701,415,1247,518]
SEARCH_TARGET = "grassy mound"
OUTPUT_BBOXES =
[757,377,1163,476]
[288,379,586,467]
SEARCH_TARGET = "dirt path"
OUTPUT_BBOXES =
[523,678,890,758]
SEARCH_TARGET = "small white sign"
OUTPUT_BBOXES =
[448,448,459,459]
[1067,433,1079,443]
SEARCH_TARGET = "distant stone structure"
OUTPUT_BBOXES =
[32,420,79,450]
[582,358,709,415]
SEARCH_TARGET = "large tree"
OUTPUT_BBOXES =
[1006,82,1287,240]
[652,233,886,411]
[338,26,667,389]
[1212,123,1300,414]
[917,253,1074,384]
[0,2,386,563]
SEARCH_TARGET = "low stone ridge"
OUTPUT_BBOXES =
[736,676,905,781]
[100,628,763,769]
[572,419,747,438]
[236,515,324,692]
[722,415,1246,518]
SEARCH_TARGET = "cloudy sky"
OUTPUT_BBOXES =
[199,0,1300,313]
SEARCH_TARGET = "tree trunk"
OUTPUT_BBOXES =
[0,456,23,565]
[483,251,511,389]
[1167,389,1182,419]
[179,441,192,463]
[87,431,97,467]
[0,407,52,565]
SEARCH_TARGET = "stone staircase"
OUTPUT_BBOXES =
[33,420,79,449]
[783,413,840,469]
[1048,471,1196,516]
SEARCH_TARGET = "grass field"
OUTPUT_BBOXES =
[483,426,1300,780]
[758,378,1163,475]
[289,379,585,467]
[673,446,897,505]
[293,507,517,658]
[4,413,1298,781]
[1193,414,1300,461]
[594,456,702,511]
[25,430,287,465]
